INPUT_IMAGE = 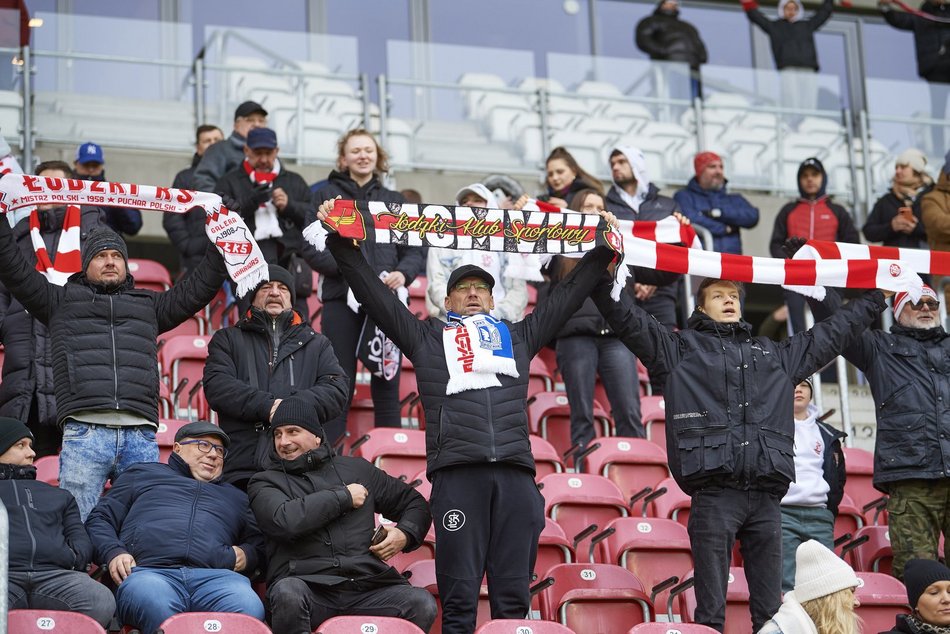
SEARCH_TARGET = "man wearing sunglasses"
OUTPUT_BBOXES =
[810,282,950,580]
[86,421,266,633]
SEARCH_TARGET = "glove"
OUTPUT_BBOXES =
[217,193,242,214]
[250,182,272,207]
[782,237,808,259]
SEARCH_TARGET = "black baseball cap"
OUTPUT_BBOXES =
[446,264,495,294]
[234,100,268,120]
[246,127,278,150]
[175,421,231,448]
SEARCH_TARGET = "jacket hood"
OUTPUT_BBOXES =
[795,402,820,422]
[936,170,950,193]
[686,176,727,194]
[327,169,381,198]
[239,306,303,333]
[778,0,804,21]
[610,145,652,204]
[456,183,499,208]
[890,321,950,341]
[261,442,334,474]
[797,157,828,199]
[686,308,754,335]
[0,464,36,480]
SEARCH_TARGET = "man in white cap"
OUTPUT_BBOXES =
[864,148,933,250]
[809,281,950,580]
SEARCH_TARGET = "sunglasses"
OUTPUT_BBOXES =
[453,281,491,293]
[909,299,940,311]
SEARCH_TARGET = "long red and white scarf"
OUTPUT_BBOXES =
[793,239,950,275]
[0,174,268,296]
[30,205,81,285]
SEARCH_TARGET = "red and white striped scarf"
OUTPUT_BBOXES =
[30,205,81,285]
[793,239,950,276]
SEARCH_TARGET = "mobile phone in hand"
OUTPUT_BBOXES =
[371,525,387,546]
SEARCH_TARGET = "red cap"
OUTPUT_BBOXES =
[694,151,722,179]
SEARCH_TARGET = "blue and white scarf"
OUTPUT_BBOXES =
[443,311,518,394]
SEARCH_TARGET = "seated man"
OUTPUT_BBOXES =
[86,422,265,633]
[248,396,437,634]
[0,418,115,626]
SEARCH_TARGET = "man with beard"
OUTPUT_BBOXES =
[73,142,142,238]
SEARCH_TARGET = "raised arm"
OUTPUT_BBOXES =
[805,287,877,372]
[808,0,834,29]
[742,1,775,33]
[0,216,62,324]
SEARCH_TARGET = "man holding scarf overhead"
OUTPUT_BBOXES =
[315,196,619,634]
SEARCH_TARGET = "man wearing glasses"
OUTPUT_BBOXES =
[86,421,266,633]
[317,197,618,634]
[810,283,950,580]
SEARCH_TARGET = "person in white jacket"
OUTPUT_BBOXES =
[760,540,861,634]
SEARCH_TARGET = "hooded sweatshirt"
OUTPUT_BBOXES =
[742,0,834,70]
[782,403,830,507]
[768,158,860,258]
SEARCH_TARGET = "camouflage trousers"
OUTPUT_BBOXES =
[887,479,950,580]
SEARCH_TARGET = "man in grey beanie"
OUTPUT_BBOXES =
[0,213,229,520]
[204,264,349,491]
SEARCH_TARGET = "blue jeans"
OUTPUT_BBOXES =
[780,505,835,592]
[116,567,264,634]
[557,336,643,450]
[59,421,158,520]
[9,568,116,627]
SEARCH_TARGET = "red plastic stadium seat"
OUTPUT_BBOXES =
[476,620,575,634]
[9,609,106,633]
[352,427,427,482]
[407,275,428,319]
[640,396,666,452]
[157,612,272,633]
[159,334,211,421]
[128,258,171,292]
[405,559,490,634]
[600,517,693,617]
[583,436,669,502]
[680,567,751,634]
[647,477,691,525]
[530,434,565,481]
[539,563,653,634]
[842,447,878,510]
[529,392,612,468]
[854,571,911,634]
[834,493,864,553]
[846,525,893,575]
[317,615,425,634]
[528,356,556,396]
[385,522,435,574]
[539,473,629,562]
[33,455,59,486]
[161,313,206,339]
[628,624,720,634]
[156,418,191,463]
[534,518,575,611]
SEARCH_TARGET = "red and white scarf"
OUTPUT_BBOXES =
[0,174,268,296]
[30,205,81,285]
[792,239,950,276]
[243,159,283,241]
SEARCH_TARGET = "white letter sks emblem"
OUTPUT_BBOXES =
[443,509,466,531]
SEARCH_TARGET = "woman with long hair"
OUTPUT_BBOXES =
[543,147,603,209]
[759,540,861,634]
[306,128,425,444]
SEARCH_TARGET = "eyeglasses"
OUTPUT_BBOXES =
[453,281,491,293]
[179,439,227,458]
[910,300,940,311]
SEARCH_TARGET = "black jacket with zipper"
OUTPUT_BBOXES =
[743,0,833,70]
[204,307,349,485]
[0,463,92,572]
[328,233,615,478]
[0,218,227,426]
[247,442,430,586]
[592,282,886,495]
[815,418,847,516]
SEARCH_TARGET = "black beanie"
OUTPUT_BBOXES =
[0,418,33,456]
[904,558,950,608]
[252,264,297,307]
[271,397,323,438]
[81,226,129,274]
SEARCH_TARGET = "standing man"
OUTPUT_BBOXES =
[635,0,708,99]
[0,160,105,457]
[0,219,227,520]
[86,421,265,633]
[1,418,116,627]
[248,397,437,633]
[807,281,950,580]
[73,142,142,237]
[193,101,268,193]
[674,151,759,255]
[204,264,349,491]
[165,124,224,276]
[591,276,887,632]
[215,126,313,311]
[316,198,617,634]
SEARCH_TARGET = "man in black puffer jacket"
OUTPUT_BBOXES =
[592,276,887,633]
[86,421,266,634]
[204,264,349,490]
[319,198,617,634]
[0,219,227,520]
[248,397,436,634]
[635,0,708,98]
[0,160,106,457]
[0,418,115,626]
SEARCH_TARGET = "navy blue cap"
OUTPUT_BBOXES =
[246,127,278,150]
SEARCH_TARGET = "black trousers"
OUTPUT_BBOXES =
[430,463,545,634]
[321,299,402,444]
[687,487,782,633]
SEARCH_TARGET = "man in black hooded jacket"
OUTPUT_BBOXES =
[248,396,436,634]
[592,276,887,633]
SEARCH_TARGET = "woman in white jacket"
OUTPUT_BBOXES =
[759,540,861,634]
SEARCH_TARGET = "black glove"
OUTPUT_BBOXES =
[250,182,272,207]
[782,237,808,259]
[217,193,242,214]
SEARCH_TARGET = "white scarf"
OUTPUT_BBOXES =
[443,311,518,394]
[246,158,283,241]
